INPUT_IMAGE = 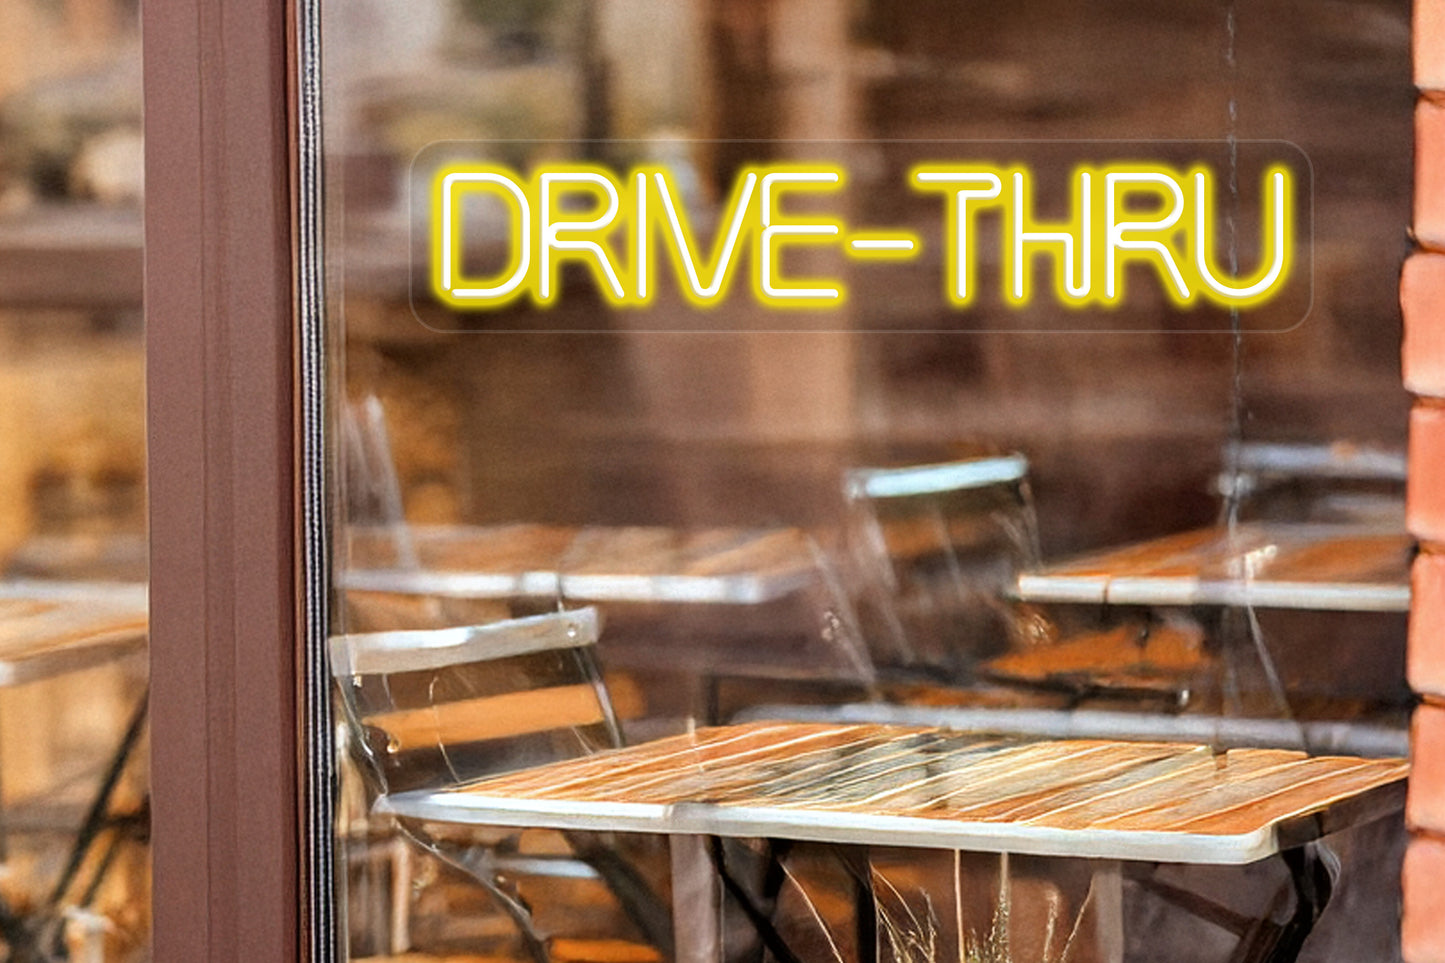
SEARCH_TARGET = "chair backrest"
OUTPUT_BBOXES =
[841,453,1040,676]
[1216,441,1406,525]
[342,394,419,568]
[331,606,621,795]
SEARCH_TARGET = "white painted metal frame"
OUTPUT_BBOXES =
[379,785,1402,865]
[341,525,818,605]
[1014,523,1411,612]
[329,607,601,677]
[843,453,1030,500]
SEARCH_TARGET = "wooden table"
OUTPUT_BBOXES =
[1013,523,1411,613]
[343,524,820,605]
[0,582,147,686]
[378,721,1406,866]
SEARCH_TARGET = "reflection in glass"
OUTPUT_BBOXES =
[322,1,1413,960]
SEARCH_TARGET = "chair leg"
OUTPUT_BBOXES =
[397,824,673,963]
[474,871,552,963]
[1261,844,1337,963]
[563,831,674,952]
[718,838,792,963]
[407,828,552,963]
[830,846,875,963]
[1223,843,1338,963]
[706,836,806,963]
[389,837,412,957]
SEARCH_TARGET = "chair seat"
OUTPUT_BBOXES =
[978,620,1209,701]
[549,938,663,963]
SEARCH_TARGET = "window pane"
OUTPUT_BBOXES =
[321,2,1411,961]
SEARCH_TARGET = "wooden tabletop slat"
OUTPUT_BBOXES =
[1087,754,1347,832]
[1029,751,1307,831]
[474,724,875,798]
[1165,761,1396,834]
[561,725,884,802]
[382,722,1407,865]
[933,745,1204,821]
[849,740,1125,812]
[742,733,1011,805]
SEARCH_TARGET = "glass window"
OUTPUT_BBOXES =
[0,0,149,959]
[321,2,1412,960]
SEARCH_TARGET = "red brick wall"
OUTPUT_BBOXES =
[1405,5,1445,960]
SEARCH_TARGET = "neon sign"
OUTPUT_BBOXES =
[429,162,1294,311]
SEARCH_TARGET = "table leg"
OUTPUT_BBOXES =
[427,830,550,963]
[671,835,721,963]
[563,830,673,951]
[757,838,794,938]
[0,688,148,961]
[1092,862,1124,963]
[705,837,792,963]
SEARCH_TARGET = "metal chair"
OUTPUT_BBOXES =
[331,607,671,962]
[841,453,1041,679]
[1215,440,1406,526]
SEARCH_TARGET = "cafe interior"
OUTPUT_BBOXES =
[0,0,1424,960]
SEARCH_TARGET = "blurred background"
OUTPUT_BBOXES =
[0,0,147,959]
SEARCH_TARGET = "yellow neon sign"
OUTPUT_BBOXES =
[431,161,1294,311]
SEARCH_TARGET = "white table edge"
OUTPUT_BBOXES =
[0,626,148,687]
[1013,575,1410,612]
[375,779,1406,866]
[340,567,814,605]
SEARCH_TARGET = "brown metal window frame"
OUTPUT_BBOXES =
[142,0,332,958]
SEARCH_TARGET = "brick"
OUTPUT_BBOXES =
[1413,554,1445,696]
[1409,403,1445,540]
[1405,254,1445,395]
[1421,0,1445,90]
[1419,98,1445,251]
[1405,836,1445,962]
[1413,706,1445,831]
